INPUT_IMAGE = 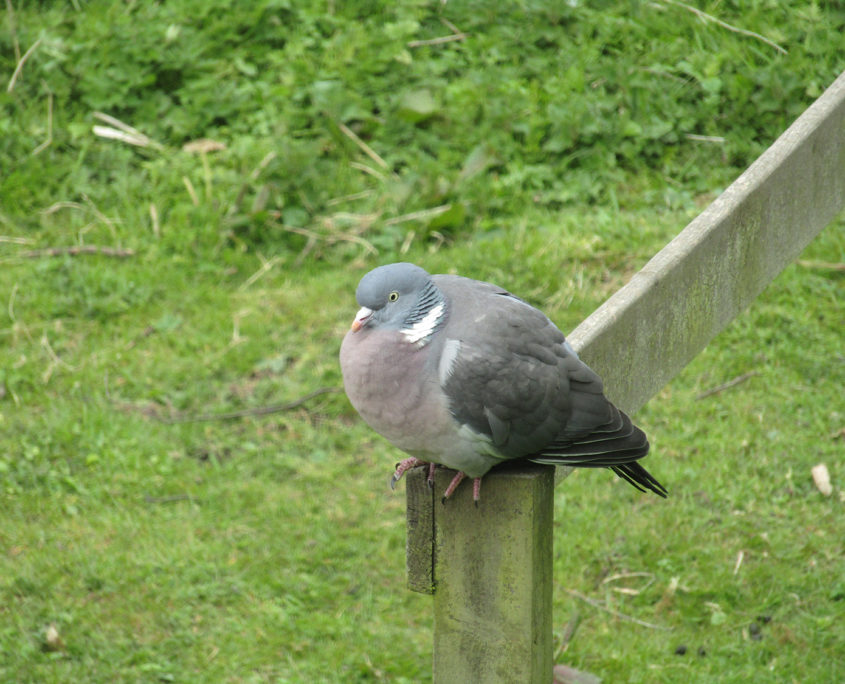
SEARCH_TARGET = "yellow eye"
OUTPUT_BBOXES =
[388,291,399,302]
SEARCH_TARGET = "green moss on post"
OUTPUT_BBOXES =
[406,466,436,594]
[406,464,555,683]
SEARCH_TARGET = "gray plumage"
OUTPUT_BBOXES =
[339,262,666,498]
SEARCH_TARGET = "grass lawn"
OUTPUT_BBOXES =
[1,1,843,682]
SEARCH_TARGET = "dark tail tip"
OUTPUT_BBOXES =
[612,462,668,498]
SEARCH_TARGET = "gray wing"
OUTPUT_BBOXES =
[436,279,665,495]
[440,306,616,458]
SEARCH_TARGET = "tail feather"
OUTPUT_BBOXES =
[528,406,668,497]
[611,462,668,498]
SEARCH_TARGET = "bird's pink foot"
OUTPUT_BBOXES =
[390,457,428,490]
[440,472,483,505]
[441,471,465,502]
[427,462,437,488]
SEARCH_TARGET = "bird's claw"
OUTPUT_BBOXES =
[391,462,483,505]
[440,472,483,505]
[426,462,436,489]
[441,470,466,503]
[390,457,429,491]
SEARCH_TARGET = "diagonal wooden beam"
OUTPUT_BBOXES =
[569,70,845,414]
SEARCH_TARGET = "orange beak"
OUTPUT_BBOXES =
[350,306,373,332]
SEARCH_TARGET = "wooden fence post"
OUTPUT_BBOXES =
[407,464,557,683]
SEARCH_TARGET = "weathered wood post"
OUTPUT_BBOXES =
[407,464,557,683]
[404,69,845,683]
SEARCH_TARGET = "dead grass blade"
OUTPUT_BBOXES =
[337,122,390,170]
[6,35,42,92]
[93,111,164,149]
[658,0,787,55]
[565,589,668,630]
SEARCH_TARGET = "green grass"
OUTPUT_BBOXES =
[2,1,844,682]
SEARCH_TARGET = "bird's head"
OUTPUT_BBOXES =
[349,263,444,339]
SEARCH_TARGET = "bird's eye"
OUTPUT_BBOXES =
[388,291,399,302]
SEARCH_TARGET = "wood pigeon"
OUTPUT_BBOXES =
[339,262,666,503]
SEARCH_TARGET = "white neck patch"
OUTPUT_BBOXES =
[401,302,445,346]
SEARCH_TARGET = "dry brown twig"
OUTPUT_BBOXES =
[158,386,342,424]
[696,370,759,400]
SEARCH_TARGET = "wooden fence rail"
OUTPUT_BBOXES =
[406,69,845,683]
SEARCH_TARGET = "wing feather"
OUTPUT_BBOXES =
[433,274,666,497]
